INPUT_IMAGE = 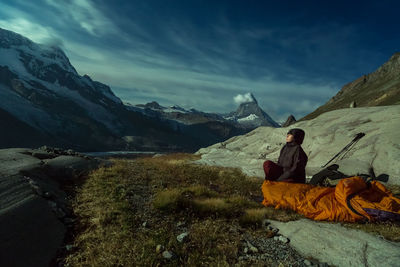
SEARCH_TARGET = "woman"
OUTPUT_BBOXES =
[263,128,308,183]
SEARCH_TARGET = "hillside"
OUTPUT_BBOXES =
[301,52,400,121]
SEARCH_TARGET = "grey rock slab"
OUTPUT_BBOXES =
[42,155,101,180]
[268,219,400,267]
[0,147,106,267]
[0,194,65,267]
[0,148,42,177]
[196,106,400,185]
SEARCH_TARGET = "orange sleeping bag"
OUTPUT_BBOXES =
[261,176,400,222]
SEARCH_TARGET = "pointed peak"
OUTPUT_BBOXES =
[234,92,258,105]
[282,115,297,127]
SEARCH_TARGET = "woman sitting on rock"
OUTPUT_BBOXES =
[263,128,308,183]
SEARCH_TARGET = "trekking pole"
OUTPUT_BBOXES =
[321,132,365,168]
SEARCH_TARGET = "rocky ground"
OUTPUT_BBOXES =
[0,147,107,267]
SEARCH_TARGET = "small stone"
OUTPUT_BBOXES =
[267,225,279,233]
[247,242,258,253]
[261,219,270,228]
[142,221,148,228]
[274,235,289,244]
[249,246,258,254]
[156,244,164,253]
[304,259,312,266]
[279,236,289,243]
[265,230,276,238]
[176,221,186,227]
[65,245,73,251]
[177,232,188,243]
[244,247,248,254]
[162,250,173,259]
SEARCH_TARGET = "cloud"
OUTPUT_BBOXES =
[233,93,256,105]
[0,17,55,44]
[0,1,365,121]
[44,0,119,36]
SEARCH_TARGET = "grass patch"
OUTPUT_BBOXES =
[183,219,241,266]
[64,153,400,266]
[343,221,400,242]
[153,188,182,211]
[191,196,258,217]
[240,208,302,228]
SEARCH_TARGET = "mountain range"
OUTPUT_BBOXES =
[0,28,278,152]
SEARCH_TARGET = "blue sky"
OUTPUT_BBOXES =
[0,0,399,122]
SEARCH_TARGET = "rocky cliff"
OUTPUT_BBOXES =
[301,52,400,121]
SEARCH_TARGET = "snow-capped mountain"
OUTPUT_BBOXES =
[0,27,131,150]
[129,93,280,130]
[130,101,229,125]
[0,28,253,151]
[223,93,280,128]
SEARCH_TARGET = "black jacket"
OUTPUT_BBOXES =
[277,142,308,183]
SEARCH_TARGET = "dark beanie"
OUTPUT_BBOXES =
[287,128,305,145]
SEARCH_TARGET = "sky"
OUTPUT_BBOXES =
[0,0,399,122]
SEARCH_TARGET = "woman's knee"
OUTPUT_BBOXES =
[263,160,274,168]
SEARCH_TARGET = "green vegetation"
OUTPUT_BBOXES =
[64,153,400,266]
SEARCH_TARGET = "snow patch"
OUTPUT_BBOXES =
[238,114,259,122]
[0,83,59,131]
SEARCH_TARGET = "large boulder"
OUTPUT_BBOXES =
[196,105,400,185]
[0,147,107,267]
[268,219,400,266]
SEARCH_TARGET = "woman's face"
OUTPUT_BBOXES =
[286,134,294,143]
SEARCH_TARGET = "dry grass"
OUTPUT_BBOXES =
[387,184,400,198]
[343,221,400,242]
[64,153,400,266]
